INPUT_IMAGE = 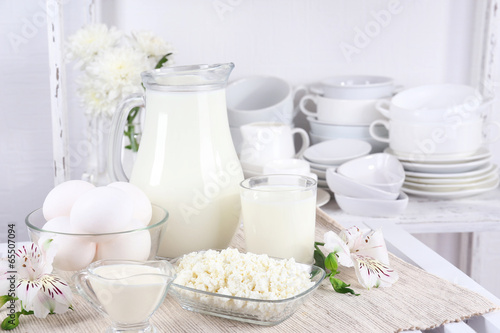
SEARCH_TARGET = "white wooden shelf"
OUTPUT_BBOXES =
[323,186,500,234]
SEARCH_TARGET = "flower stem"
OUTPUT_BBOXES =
[124,106,141,152]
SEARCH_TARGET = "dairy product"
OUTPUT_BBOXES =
[240,185,316,264]
[175,248,314,299]
[130,89,243,258]
[90,264,168,324]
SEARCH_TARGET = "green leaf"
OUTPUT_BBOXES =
[155,52,173,69]
[0,296,16,309]
[313,243,326,270]
[329,276,360,296]
[1,312,20,330]
[325,253,339,275]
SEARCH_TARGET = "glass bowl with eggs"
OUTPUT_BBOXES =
[24,180,168,286]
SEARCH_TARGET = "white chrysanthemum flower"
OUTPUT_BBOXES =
[66,24,122,67]
[76,75,116,116]
[129,30,175,67]
[80,47,149,116]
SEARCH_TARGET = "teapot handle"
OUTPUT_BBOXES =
[108,93,145,182]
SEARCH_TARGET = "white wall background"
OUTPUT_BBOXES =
[1,0,499,294]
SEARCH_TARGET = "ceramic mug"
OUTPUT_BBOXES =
[375,84,488,122]
[226,76,308,127]
[311,75,396,100]
[299,94,385,125]
[369,118,500,156]
[239,122,310,167]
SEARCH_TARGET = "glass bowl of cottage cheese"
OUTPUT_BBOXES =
[168,248,326,325]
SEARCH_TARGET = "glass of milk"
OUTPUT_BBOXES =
[73,259,176,333]
[240,175,317,264]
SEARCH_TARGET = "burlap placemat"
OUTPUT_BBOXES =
[4,208,499,332]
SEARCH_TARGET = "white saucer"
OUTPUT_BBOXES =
[404,165,498,185]
[404,173,498,191]
[385,147,491,164]
[316,188,331,207]
[404,163,495,179]
[401,157,490,174]
[402,175,499,199]
[304,139,371,165]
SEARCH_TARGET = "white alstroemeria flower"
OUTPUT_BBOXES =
[339,227,390,265]
[66,24,122,67]
[354,255,399,289]
[323,231,353,267]
[324,226,398,289]
[14,241,72,318]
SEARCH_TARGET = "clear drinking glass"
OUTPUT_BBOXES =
[239,175,317,264]
[73,259,176,333]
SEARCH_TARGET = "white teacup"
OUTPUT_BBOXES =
[226,76,307,127]
[300,95,385,125]
[375,84,488,122]
[369,118,500,156]
[239,122,310,167]
[311,75,395,100]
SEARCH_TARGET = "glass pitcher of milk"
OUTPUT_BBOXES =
[109,63,244,258]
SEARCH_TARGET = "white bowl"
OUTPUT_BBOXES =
[226,76,296,127]
[336,153,405,193]
[313,75,395,100]
[334,191,408,217]
[326,168,399,200]
[308,117,372,137]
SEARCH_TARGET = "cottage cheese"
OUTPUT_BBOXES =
[174,248,314,300]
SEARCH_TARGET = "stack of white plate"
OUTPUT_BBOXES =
[302,139,372,189]
[385,147,500,199]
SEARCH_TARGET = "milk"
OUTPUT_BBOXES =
[130,89,244,258]
[241,186,316,264]
[90,264,168,324]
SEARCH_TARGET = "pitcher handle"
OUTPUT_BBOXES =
[73,271,108,318]
[108,93,145,182]
[292,128,310,157]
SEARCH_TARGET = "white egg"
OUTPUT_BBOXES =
[42,216,71,233]
[70,186,134,234]
[107,182,152,226]
[52,237,96,271]
[42,217,96,271]
[95,220,151,261]
[43,180,95,220]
